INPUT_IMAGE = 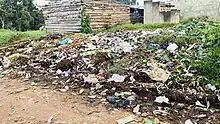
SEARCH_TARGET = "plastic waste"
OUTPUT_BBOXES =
[86,43,97,50]
[155,96,169,104]
[107,96,116,104]
[143,60,148,64]
[3,57,11,68]
[59,86,69,92]
[116,115,134,124]
[83,75,99,83]
[148,43,153,49]
[195,101,206,108]
[81,49,111,56]
[191,114,207,118]
[162,42,168,49]
[140,63,170,83]
[133,104,140,114]
[144,119,154,124]
[113,39,119,46]
[58,38,72,45]
[167,43,178,53]
[87,95,97,99]
[119,42,133,53]
[206,84,216,91]
[185,119,193,124]
[144,118,160,124]
[0,74,4,78]
[108,74,126,82]
[154,118,160,124]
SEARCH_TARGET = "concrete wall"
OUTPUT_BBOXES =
[170,0,220,19]
[144,1,164,24]
[144,0,180,24]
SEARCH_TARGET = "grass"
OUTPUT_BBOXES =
[95,23,177,33]
[0,29,46,46]
[0,23,176,45]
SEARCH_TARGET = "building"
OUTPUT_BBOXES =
[170,0,220,19]
[42,0,130,33]
[130,5,144,23]
[143,0,180,24]
[143,0,220,20]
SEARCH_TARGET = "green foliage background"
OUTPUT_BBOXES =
[0,0,44,31]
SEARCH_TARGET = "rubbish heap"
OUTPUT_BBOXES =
[0,18,220,123]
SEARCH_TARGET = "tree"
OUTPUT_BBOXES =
[2,0,17,29]
[2,0,44,31]
[16,7,33,31]
[26,0,44,30]
[0,0,7,28]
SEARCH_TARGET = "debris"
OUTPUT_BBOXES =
[155,96,169,104]
[141,63,170,82]
[79,89,85,94]
[83,75,99,83]
[141,113,148,117]
[153,110,168,116]
[81,49,111,56]
[59,86,69,92]
[116,115,134,124]
[144,119,154,124]
[0,74,4,78]
[154,118,160,124]
[58,38,72,45]
[87,95,97,99]
[0,19,220,123]
[191,114,207,118]
[167,43,178,53]
[118,42,133,53]
[185,119,193,124]
[87,110,101,115]
[107,96,116,104]
[143,60,148,64]
[9,87,29,94]
[133,105,140,114]
[8,54,29,65]
[195,101,206,108]
[2,57,11,68]
[206,84,216,91]
[48,116,54,124]
[108,74,126,83]
[176,103,185,108]
[143,118,160,124]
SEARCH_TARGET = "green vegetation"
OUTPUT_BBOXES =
[97,23,177,33]
[0,29,46,45]
[82,14,92,34]
[158,17,220,89]
[0,0,45,45]
[0,0,44,31]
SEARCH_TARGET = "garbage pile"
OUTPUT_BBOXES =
[0,19,220,123]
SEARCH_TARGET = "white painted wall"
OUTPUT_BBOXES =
[136,0,144,6]
[170,0,220,19]
[34,0,49,6]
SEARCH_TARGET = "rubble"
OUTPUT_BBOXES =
[154,96,169,104]
[116,115,135,124]
[0,19,220,123]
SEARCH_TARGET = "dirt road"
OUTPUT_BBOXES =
[0,78,131,124]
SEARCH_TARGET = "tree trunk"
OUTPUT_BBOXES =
[0,17,4,29]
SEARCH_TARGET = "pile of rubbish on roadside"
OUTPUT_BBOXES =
[0,18,219,123]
